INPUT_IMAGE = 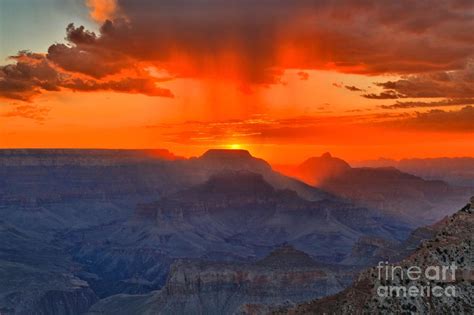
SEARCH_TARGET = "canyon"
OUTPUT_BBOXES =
[0,149,471,314]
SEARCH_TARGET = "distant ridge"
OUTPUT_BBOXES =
[276,152,473,225]
[296,152,351,185]
[0,148,181,166]
[197,149,272,172]
[353,156,474,187]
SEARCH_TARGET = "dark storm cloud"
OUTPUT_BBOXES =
[0,52,61,101]
[2,0,474,100]
[369,64,474,100]
[0,51,173,101]
[112,0,474,75]
[387,106,474,132]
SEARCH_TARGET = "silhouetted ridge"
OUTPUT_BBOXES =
[192,171,275,195]
[0,148,180,166]
[201,149,252,160]
[297,153,351,185]
[300,153,351,171]
[196,149,272,174]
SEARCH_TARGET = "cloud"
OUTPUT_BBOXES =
[0,51,173,101]
[370,64,474,99]
[46,24,134,79]
[112,0,474,75]
[154,112,409,145]
[86,0,121,22]
[380,98,474,109]
[1,104,50,122]
[153,106,474,146]
[0,52,61,101]
[345,85,364,92]
[385,106,474,132]
[363,90,405,99]
[41,1,474,80]
[297,71,310,81]
[62,77,173,97]
[3,0,474,100]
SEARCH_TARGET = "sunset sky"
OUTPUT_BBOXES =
[1,0,473,163]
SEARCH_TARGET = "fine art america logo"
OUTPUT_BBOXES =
[376,261,458,298]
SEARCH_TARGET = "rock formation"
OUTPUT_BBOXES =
[87,245,356,315]
[68,171,409,297]
[277,153,473,225]
[275,198,474,314]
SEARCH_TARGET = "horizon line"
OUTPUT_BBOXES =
[1,147,474,162]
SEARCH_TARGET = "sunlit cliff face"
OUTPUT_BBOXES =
[0,0,473,163]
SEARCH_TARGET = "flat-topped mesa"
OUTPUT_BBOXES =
[197,149,272,173]
[201,149,252,159]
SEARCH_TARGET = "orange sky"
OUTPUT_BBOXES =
[1,0,473,164]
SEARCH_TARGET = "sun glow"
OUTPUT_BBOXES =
[228,144,242,150]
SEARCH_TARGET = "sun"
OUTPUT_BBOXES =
[228,144,242,150]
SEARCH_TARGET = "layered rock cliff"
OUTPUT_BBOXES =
[87,246,356,315]
[276,199,474,314]
[69,171,408,298]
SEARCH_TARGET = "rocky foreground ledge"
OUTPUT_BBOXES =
[274,198,474,314]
